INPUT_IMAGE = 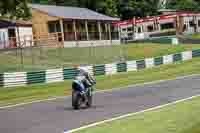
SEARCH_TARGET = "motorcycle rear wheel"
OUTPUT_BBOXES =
[86,89,92,108]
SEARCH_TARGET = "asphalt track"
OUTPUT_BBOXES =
[0,75,200,133]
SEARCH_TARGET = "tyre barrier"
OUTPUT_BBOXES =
[0,49,200,88]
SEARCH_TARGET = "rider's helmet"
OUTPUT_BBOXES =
[78,67,89,75]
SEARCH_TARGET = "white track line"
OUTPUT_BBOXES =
[0,74,200,109]
[67,94,200,133]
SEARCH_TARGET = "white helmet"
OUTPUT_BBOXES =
[78,67,88,74]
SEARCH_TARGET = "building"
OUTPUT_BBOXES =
[31,4,120,47]
[118,11,200,41]
[0,19,32,49]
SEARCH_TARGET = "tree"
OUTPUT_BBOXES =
[0,0,31,20]
[47,0,118,17]
[166,0,200,11]
[15,0,31,19]
[117,0,160,20]
[96,0,118,17]
[33,0,162,20]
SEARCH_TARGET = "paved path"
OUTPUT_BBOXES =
[0,75,200,133]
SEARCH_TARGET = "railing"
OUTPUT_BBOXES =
[0,36,33,49]
[77,32,87,41]
[88,32,100,40]
[101,32,109,40]
[33,32,62,47]
[63,32,119,41]
[64,32,75,41]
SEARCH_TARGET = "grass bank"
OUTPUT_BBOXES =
[191,34,200,39]
[0,57,200,107]
[1,43,200,72]
[74,96,200,133]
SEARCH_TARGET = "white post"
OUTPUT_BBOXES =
[118,24,121,42]
[98,21,102,40]
[73,20,77,41]
[85,20,89,40]
[105,23,108,40]
[108,23,112,44]
[59,19,64,47]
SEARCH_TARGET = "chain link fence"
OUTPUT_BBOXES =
[0,38,127,73]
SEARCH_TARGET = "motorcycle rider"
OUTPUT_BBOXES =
[74,67,96,98]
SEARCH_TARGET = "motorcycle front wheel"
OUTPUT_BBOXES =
[72,90,82,110]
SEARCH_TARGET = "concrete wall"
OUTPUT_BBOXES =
[64,40,120,48]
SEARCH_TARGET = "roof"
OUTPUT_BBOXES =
[117,11,200,26]
[32,4,120,21]
[0,19,32,28]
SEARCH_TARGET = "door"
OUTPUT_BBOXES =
[8,28,16,48]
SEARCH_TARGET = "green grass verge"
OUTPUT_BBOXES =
[191,34,200,39]
[74,96,200,133]
[1,43,200,72]
[0,57,200,107]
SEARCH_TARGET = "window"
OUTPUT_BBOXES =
[147,25,154,32]
[189,21,195,27]
[183,24,187,31]
[160,22,174,30]
[138,27,142,33]
[64,23,73,32]
[56,23,61,32]
[122,28,127,32]
[48,21,61,33]
[127,27,133,32]
[48,23,55,33]
[198,20,200,27]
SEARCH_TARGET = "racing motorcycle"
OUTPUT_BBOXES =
[71,80,94,110]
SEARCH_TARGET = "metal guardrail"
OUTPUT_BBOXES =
[0,49,200,88]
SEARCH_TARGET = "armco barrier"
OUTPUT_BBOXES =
[0,49,200,88]
[173,53,182,62]
[4,72,27,87]
[126,60,137,72]
[27,71,46,84]
[46,68,64,83]
[154,57,163,66]
[136,60,146,70]
[63,68,78,80]
[0,74,3,87]
[145,58,154,68]
[105,63,117,75]
[163,55,173,64]
[117,63,127,72]
[182,51,192,61]
[192,49,200,57]
[93,65,105,76]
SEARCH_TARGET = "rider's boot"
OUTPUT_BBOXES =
[80,91,88,103]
